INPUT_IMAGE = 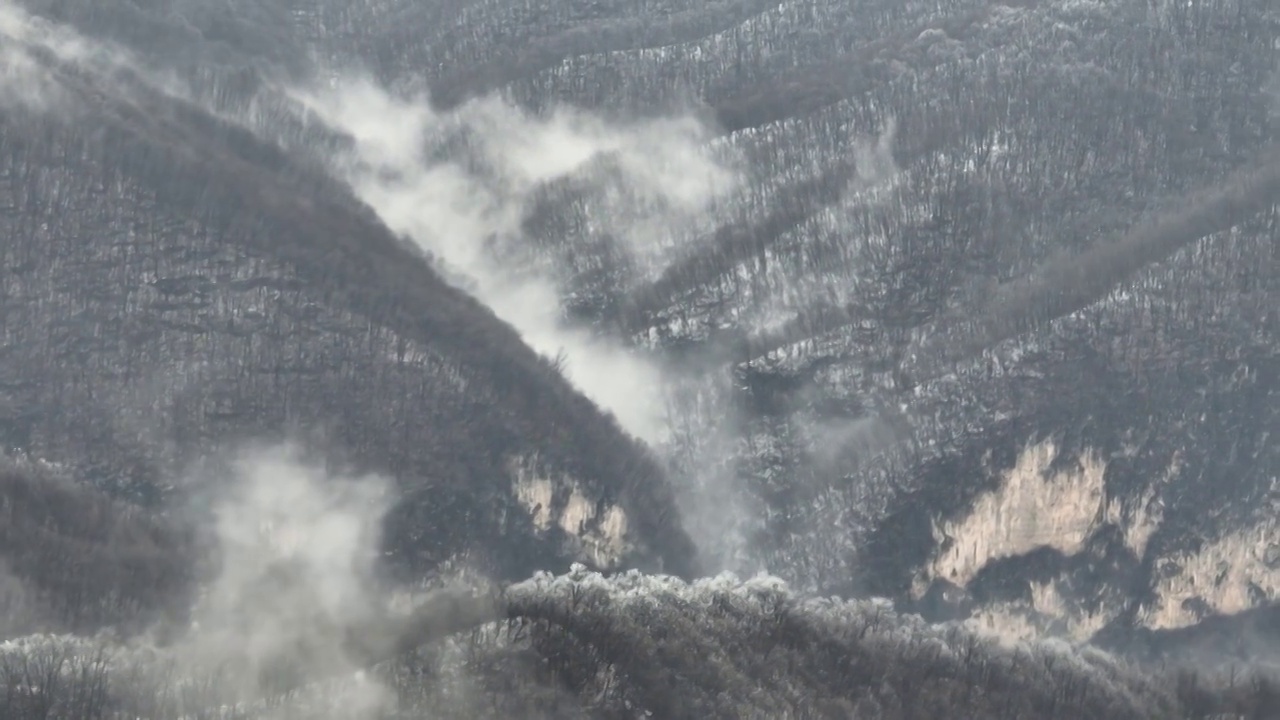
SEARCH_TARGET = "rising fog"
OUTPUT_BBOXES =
[145,444,397,715]
[178,446,388,690]
[1,5,1278,715]
[0,3,77,109]
[292,76,737,445]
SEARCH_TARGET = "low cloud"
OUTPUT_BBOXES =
[0,443,500,717]
[291,76,736,444]
[0,5,61,110]
[161,443,395,712]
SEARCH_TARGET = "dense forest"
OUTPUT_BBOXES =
[0,20,696,583]
[0,0,1278,716]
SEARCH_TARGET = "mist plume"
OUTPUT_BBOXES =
[293,77,736,445]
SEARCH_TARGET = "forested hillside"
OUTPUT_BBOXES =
[0,11,696,584]
[0,0,1277,716]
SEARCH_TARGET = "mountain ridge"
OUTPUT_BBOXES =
[0,0,1277,716]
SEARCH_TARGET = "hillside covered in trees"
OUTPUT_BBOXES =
[0,0,1277,716]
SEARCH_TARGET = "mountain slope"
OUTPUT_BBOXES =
[423,0,1279,639]
[0,15,697,588]
[1,0,1278,692]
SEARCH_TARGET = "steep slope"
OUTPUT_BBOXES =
[270,0,1280,641]
[0,455,196,635]
[0,15,697,591]
[6,0,1279,661]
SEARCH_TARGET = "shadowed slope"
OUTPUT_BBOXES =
[0,39,698,582]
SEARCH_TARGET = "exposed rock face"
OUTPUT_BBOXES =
[3,0,1279,656]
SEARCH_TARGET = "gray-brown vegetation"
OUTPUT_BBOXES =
[0,0,1277,716]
